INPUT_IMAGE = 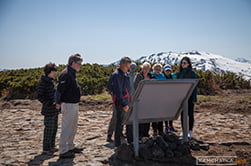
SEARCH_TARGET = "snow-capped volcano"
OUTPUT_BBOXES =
[136,51,251,81]
[235,58,251,64]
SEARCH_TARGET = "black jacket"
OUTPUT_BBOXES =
[176,67,198,102]
[56,66,81,104]
[134,72,155,90]
[111,68,130,107]
[38,75,58,116]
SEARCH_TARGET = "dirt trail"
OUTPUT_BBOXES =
[0,90,250,165]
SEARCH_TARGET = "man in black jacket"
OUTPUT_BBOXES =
[110,57,132,147]
[38,63,59,154]
[56,54,83,158]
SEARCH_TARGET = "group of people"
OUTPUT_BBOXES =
[38,54,83,159]
[106,56,197,147]
[37,54,197,158]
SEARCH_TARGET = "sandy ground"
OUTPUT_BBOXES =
[0,89,250,166]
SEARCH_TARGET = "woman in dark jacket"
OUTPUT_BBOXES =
[134,62,155,138]
[38,63,59,154]
[176,57,197,138]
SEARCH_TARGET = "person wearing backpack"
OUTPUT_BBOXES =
[176,57,197,138]
[163,64,178,133]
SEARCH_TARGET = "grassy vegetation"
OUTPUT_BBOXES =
[197,95,221,103]
[81,91,112,102]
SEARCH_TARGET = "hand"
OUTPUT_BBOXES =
[123,105,129,112]
[56,104,61,110]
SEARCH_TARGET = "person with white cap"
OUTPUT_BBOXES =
[163,64,178,133]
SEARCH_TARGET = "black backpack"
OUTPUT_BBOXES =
[106,75,113,95]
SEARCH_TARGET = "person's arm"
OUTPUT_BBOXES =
[56,73,69,105]
[133,73,141,90]
[192,71,198,102]
[106,75,113,95]
[37,80,46,104]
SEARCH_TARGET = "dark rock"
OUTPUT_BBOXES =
[163,133,180,143]
[168,142,177,150]
[139,144,152,160]
[116,143,134,162]
[152,144,165,160]
[144,137,154,147]
[165,149,174,158]
[174,151,183,157]
[156,136,169,150]
[140,137,149,144]
[200,144,210,151]
[177,142,190,155]
[190,142,200,151]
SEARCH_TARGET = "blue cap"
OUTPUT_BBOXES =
[130,63,137,70]
[164,65,172,71]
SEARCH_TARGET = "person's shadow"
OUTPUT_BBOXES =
[27,153,74,166]
[27,153,55,166]
[48,158,74,166]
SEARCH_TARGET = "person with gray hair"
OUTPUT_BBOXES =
[56,53,83,158]
[134,62,155,138]
[128,62,138,96]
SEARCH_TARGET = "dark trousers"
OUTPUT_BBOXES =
[126,124,133,144]
[43,115,58,151]
[115,105,125,146]
[181,98,194,131]
[139,123,150,137]
[107,106,124,138]
[165,120,173,128]
[152,121,164,135]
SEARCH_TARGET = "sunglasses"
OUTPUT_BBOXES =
[182,62,188,65]
[75,62,82,66]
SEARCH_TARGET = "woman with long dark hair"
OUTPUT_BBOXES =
[176,57,197,138]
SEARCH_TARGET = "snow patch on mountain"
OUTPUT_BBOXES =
[136,51,251,81]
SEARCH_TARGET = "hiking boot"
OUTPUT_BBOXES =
[42,150,53,155]
[169,127,178,132]
[50,147,58,153]
[59,151,75,159]
[106,136,114,143]
[69,147,84,153]
[179,131,193,138]
[188,131,193,138]
[165,128,171,133]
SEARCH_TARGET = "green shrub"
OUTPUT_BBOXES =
[0,63,249,99]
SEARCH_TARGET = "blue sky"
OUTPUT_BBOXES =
[0,0,251,69]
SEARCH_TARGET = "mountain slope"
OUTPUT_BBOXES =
[136,51,251,81]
